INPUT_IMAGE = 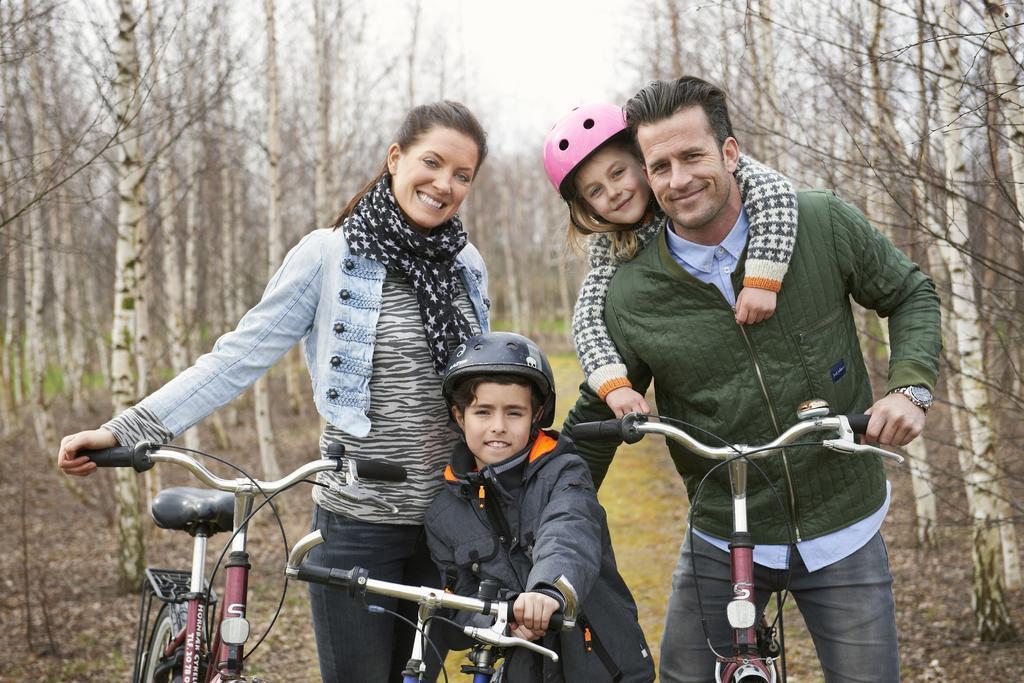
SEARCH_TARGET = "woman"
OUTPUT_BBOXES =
[58,101,490,682]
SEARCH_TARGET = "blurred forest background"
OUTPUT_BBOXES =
[2,0,1024,678]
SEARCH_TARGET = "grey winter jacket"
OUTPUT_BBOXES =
[424,430,654,682]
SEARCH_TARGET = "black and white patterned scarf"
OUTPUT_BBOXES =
[343,175,474,372]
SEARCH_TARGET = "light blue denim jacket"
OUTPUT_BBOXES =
[137,227,490,438]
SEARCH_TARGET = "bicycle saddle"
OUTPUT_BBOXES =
[152,487,235,536]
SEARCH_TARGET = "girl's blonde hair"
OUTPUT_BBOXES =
[565,200,640,261]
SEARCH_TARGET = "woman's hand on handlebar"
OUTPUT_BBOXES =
[604,386,650,419]
[58,428,117,477]
[510,592,561,640]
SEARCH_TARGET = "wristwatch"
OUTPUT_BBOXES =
[889,385,933,413]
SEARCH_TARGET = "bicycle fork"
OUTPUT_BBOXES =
[716,457,777,683]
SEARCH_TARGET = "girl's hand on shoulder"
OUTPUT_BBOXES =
[57,428,117,477]
[735,287,778,325]
[605,386,650,418]
[511,591,561,639]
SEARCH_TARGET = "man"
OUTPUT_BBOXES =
[564,77,941,683]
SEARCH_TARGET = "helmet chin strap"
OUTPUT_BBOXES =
[470,426,543,499]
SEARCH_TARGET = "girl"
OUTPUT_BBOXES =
[542,103,799,416]
[58,101,490,682]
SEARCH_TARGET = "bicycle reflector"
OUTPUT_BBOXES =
[726,598,756,629]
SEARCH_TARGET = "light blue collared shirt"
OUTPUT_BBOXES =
[663,209,890,572]
[664,208,749,307]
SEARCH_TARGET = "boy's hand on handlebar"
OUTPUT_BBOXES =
[604,387,650,419]
[511,592,560,640]
[865,394,925,446]
[735,287,777,325]
[58,429,117,477]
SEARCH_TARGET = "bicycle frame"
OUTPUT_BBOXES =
[89,442,404,683]
[572,402,903,683]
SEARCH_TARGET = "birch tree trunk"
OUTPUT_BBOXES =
[498,185,523,331]
[935,1,1015,639]
[866,3,938,547]
[26,22,57,450]
[110,0,147,592]
[180,32,201,451]
[986,5,1024,232]
[2,223,22,426]
[0,227,14,435]
[985,6,1024,533]
[254,0,283,481]
[314,0,333,227]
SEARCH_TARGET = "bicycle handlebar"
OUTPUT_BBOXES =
[569,411,903,464]
[80,443,409,496]
[285,530,566,661]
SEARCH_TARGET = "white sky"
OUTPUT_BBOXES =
[364,0,645,152]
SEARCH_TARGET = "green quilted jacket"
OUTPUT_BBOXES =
[564,190,941,543]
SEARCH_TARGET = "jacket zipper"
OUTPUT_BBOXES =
[736,322,802,542]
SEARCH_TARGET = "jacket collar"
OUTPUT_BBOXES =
[443,429,564,493]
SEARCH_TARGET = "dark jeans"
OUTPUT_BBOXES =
[308,505,448,683]
[659,532,899,683]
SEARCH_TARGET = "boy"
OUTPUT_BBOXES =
[425,332,654,682]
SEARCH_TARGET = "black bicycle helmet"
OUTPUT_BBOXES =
[442,332,556,428]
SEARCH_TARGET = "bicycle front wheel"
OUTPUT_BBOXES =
[137,602,187,683]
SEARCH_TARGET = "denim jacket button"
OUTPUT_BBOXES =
[343,259,355,270]
[334,322,345,334]
[330,356,341,367]
[339,289,350,300]
[327,389,339,400]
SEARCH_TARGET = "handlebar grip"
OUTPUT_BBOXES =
[83,446,134,467]
[568,419,623,441]
[845,414,871,435]
[350,459,407,482]
[82,446,154,472]
[295,564,369,595]
[546,612,564,632]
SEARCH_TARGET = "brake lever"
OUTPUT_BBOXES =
[821,439,904,465]
[462,626,560,662]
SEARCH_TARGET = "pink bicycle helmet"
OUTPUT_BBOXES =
[543,103,628,199]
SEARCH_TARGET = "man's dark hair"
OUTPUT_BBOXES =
[624,76,735,148]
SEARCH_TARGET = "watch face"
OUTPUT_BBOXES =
[908,386,933,404]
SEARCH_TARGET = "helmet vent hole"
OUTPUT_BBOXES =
[506,342,518,350]
[558,139,569,151]
[474,343,483,350]
[583,118,595,129]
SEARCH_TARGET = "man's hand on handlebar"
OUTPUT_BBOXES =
[58,428,117,477]
[510,592,561,640]
[865,393,925,447]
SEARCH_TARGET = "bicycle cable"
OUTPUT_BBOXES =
[361,597,451,683]
[204,476,334,659]
[151,445,294,662]
[649,415,818,665]
[685,452,793,661]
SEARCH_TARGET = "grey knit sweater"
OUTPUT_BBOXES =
[573,155,798,398]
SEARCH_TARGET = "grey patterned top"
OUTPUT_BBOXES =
[316,273,479,523]
[105,272,479,525]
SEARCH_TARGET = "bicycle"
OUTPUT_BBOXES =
[81,441,407,683]
[285,529,577,682]
[570,398,904,683]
